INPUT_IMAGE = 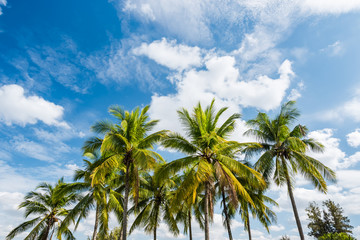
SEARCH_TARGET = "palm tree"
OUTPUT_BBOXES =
[60,151,123,240]
[128,171,179,240]
[244,101,336,240]
[83,105,167,240]
[175,168,205,240]
[6,179,77,240]
[238,187,277,240]
[156,99,265,240]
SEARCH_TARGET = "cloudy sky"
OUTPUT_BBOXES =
[1,0,360,239]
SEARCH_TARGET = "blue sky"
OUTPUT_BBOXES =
[1,0,360,239]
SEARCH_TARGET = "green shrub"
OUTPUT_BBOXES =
[318,232,356,240]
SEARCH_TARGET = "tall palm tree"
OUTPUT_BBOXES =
[6,179,77,240]
[156,99,265,240]
[83,105,167,240]
[244,101,336,240]
[60,151,123,240]
[128,171,179,240]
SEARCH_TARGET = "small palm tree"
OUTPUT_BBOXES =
[157,99,265,240]
[83,105,167,240]
[239,187,277,240]
[6,179,78,240]
[129,171,179,240]
[60,151,123,240]
[244,101,336,240]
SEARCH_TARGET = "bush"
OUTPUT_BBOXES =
[318,232,356,240]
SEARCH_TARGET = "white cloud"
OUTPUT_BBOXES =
[308,129,346,170]
[321,41,344,56]
[133,38,203,71]
[0,160,38,192]
[0,0,6,16]
[347,129,360,147]
[12,136,56,162]
[287,89,301,101]
[122,0,212,44]
[149,50,294,137]
[269,224,285,232]
[84,38,163,89]
[321,89,360,122]
[11,133,73,162]
[0,84,69,128]
[300,0,360,15]
[308,129,360,169]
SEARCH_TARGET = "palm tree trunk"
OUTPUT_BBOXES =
[118,226,123,240]
[188,210,193,240]
[221,189,233,240]
[246,214,252,240]
[41,219,51,240]
[122,161,131,240]
[154,225,157,240]
[285,171,305,240]
[92,204,100,240]
[204,182,210,240]
[154,204,159,240]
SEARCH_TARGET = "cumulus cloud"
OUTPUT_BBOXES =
[347,129,360,147]
[308,129,360,169]
[148,44,294,136]
[133,38,203,71]
[0,84,69,128]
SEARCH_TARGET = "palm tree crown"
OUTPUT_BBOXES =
[83,105,167,240]
[157,99,265,240]
[6,179,78,240]
[244,100,336,240]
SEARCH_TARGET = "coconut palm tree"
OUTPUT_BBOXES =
[156,99,265,240]
[238,188,277,240]
[244,101,336,240]
[6,179,78,240]
[128,171,179,240]
[83,105,168,240]
[175,168,205,240]
[60,151,123,240]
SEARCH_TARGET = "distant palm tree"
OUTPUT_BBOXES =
[60,151,123,240]
[6,179,77,240]
[244,101,336,240]
[157,100,265,240]
[239,187,277,240]
[175,168,205,240]
[83,105,167,240]
[129,171,179,240]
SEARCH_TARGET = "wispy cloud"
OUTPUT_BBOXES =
[0,0,6,16]
[321,41,344,56]
[320,88,360,122]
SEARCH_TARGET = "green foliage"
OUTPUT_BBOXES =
[60,151,123,240]
[96,227,122,240]
[306,200,353,238]
[6,179,78,240]
[244,101,336,239]
[128,172,180,237]
[8,100,337,240]
[318,232,356,240]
